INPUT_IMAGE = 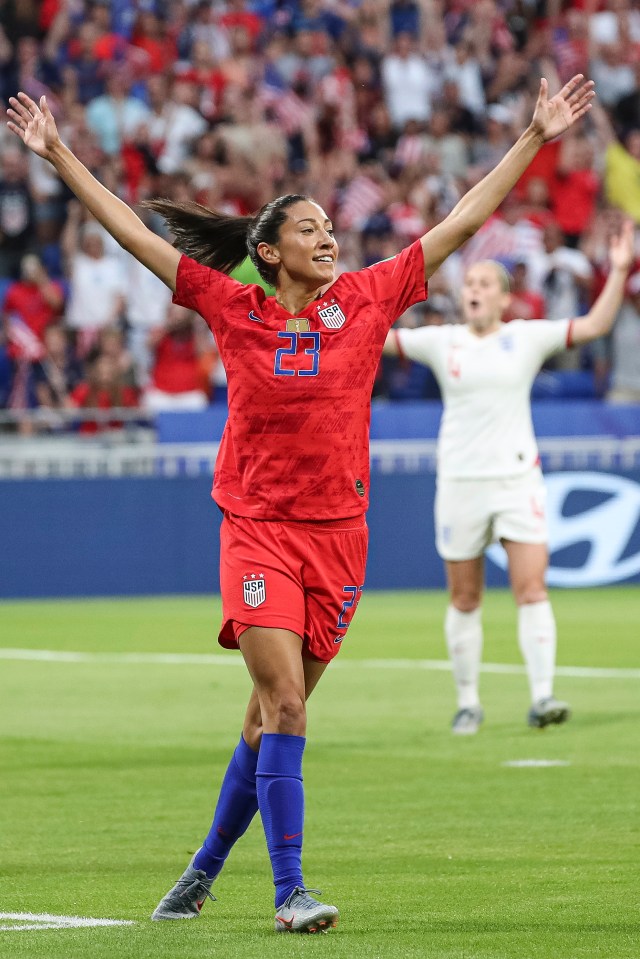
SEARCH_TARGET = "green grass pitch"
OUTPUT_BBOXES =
[1,588,639,959]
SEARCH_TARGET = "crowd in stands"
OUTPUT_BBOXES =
[1,0,640,433]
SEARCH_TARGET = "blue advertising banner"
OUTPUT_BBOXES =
[1,468,639,598]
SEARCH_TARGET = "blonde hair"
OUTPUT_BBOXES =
[469,259,511,293]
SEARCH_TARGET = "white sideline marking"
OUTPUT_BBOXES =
[0,648,639,680]
[502,760,571,768]
[0,912,134,932]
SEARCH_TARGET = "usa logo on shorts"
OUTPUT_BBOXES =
[243,573,266,608]
[317,300,346,329]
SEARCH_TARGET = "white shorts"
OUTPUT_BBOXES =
[435,467,548,562]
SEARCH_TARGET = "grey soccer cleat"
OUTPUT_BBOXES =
[528,697,571,729]
[151,855,216,921]
[451,706,484,735]
[274,887,339,934]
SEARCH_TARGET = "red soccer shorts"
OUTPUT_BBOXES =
[218,511,368,662]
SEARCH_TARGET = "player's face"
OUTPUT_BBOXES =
[267,200,338,287]
[462,263,510,332]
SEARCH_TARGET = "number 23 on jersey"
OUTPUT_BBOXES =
[274,331,320,377]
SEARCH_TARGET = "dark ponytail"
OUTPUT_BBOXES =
[142,198,253,276]
[142,193,311,285]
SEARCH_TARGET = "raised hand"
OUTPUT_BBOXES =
[530,75,595,143]
[6,92,61,160]
[609,219,635,273]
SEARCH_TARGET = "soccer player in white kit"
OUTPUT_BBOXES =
[384,220,635,733]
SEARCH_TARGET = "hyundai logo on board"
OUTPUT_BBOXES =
[487,472,640,587]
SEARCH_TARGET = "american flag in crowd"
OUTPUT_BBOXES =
[552,32,588,84]
[336,175,385,230]
[394,134,424,169]
[460,216,518,267]
[7,314,45,362]
[259,83,314,136]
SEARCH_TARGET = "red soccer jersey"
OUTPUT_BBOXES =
[173,241,428,520]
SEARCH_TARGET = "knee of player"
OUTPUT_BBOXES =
[450,592,482,613]
[263,689,306,734]
[514,585,548,606]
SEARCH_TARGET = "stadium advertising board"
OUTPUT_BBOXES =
[2,469,640,598]
[486,471,640,587]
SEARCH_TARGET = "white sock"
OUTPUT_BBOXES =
[445,605,483,709]
[518,600,557,703]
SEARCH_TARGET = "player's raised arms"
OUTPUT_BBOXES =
[6,92,180,291]
[570,219,635,343]
[419,75,595,281]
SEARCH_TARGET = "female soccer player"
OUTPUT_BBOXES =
[7,77,594,932]
[384,221,634,735]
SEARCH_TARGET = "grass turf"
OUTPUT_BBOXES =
[1,589,639,959]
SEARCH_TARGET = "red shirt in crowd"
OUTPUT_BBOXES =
[70,383,139,434]
[172,242,428,521]
[4,280,64,340]
[151,332,208,395]
[551,169,600,237]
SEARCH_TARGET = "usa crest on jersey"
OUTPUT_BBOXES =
[243,573,266,607]
[317,299,346,329]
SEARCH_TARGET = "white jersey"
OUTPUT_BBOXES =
[396,319,573,479]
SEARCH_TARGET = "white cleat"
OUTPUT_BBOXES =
[274,887,339,934]
[451,706,484,735]
[528,697,571,729]
[151,854,216,921]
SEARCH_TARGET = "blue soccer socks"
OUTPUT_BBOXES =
[255,733,306,907]
[193,735,259,879]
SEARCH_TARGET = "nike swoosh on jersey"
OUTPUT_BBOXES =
[248,310,264,323]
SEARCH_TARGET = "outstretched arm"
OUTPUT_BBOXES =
[571,220,635,345]
[420,75,595,279]
[7,93,180,291]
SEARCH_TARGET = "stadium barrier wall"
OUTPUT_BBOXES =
[155,401,640,443]
[2,466,640,599]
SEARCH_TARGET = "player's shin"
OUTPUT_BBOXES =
[193,735,259,879]
[256,733,306,908]
[518,600,557,702]
[445,605,483,708]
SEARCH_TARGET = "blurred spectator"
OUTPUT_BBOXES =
[69,350,139,434]
[470,103,514,177]
[3,253,64,348]
[390,1,420,40]
[98,324,136,389]
[64,23,109,105]
[86,65,150,156]
[551,134,600,247]
[383,301,444,400]
[0,146,35,278]
[529,221,593,319]
[0,325,13,409]
[124,255,173,386]
[606,271,640,403]
[63,205,126,355]
[529,221,593,369]
[590,42,635,108]
[144,305,217,412]
[420,108,469,180]
[382,33,434,129]
[140,74,208,175]
[32,323,82,421]
[593,102,640,225]
[444,40,485,117]
[130,10,177,75]
[504,261,546,322]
